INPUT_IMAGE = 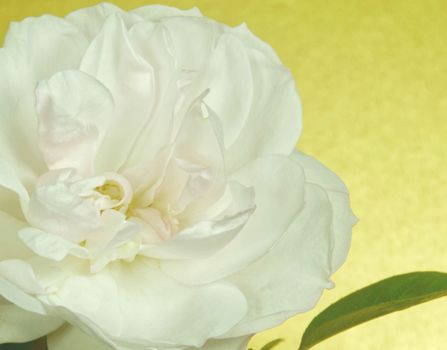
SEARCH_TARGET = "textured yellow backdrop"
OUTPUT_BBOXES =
[1,0,446,349]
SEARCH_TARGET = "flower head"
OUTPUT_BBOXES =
[0,3,356,349]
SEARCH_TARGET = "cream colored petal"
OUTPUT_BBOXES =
[203,32,253,148]
[18,228,88,262]
[0,158,29,214]
[0,210,30,261]
[66,3,140,41]
[223,184,335,337]
[45,259,247,349]
[1,14,88,187]
[4,15,88,82]
[160,16,223,72]
[47,324,112,350]
[194,336,252,350]
[0,49,45,189]
[0,259,46,315]
[291,151,357,271]
[220,152,356,337]
[80,14,155,173]
[161,155,305,285]
[0,299,63,343]
[225,49,301,172]
[130,5,202,20]
[35,70,114,177]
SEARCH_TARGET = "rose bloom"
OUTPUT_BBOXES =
[0,3,356,350]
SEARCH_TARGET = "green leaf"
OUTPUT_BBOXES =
[299,271,447,350]
[260,338,284,350]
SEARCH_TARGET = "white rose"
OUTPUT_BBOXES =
[0,3,356,350]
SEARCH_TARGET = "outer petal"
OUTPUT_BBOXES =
[47,325,251,350]
[0,158,30,215]
[0,49,45,190]
[0,299,63,343]
[3,15,88,82]
[0,211,30,260]
[161,155,305,285]
[203,33,253,148]
[225,48,301,172]
[48,324,112,350]
[43,260,247,348]
[66,3,141,41]
[0,260,47,315]
[160,16,223,72]
[291,151,357,271]
[227,23,281,64]
[1,15,88,187]
[224,184,336,337]
[193,336,252,350]
[130,5,202,20]
[221,152,356,337]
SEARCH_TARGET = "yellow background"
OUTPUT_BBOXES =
[1,0,446,349]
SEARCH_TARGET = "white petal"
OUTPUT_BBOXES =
[224,184,335,337]
[45,260,247,348]
[0,158,29,214]
[66,3,140,41]
[0,211,31,260]
[123,22,179,170]
[154,97,225,216]
[292,151,348,193]
[0,49,45,189]
[161,155,305,285]
[220,152,356,337]
[0,300,63,343]
[291,151,357,271]
[225,50,302,172]
[161,16,223,72]
[130,5,202,20]
[36,70,114,177]
[194,336,252,350]
[47,326,251,350]
[140,211,249,260]
[48,325,112,350]
[4,15,88,82]
[228,23,281,64]
[80,14,155,173]
[204,32,253,148]
[141,181,256,260]
[27,170,101,243]
[0,260,46,314]
[18,228,88,262]
[1,15,88,187]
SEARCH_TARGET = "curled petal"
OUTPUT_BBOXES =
[36,70,114,177]
[161,155,305,285]
[18,228,89,262]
